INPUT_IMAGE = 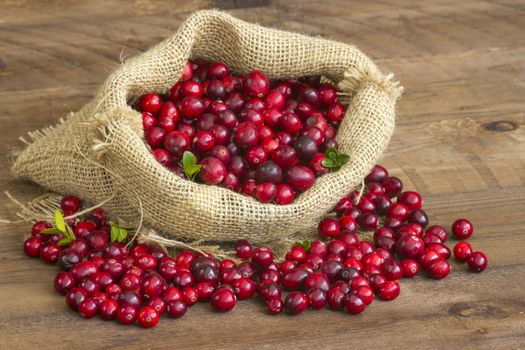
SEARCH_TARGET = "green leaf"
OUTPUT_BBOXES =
[321,158,335,168]
[39,228,64,235]
[57,236,73,246]
[110,224,119,242]
[293,240,311,251]
[54,209,66,233]
[117,227,128,243]
[325,148,338,160]
[65,225,76,240]
[182,151,202,181]
[337,154,350,166]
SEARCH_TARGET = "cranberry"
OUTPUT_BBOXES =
[54,271,76,295]
[422,233,442,245]
[454,241,473,262]
[145,127,167,148]
[351,285,374,305]
[234,121,259,148]
[275,184,296,204]
[350,276,370,290]
[244,71,270,98]
[426,225,448,242]
[408,209,429,227]
[467,251,488,272]
[358,213,379,230]
[398,191,422,210]
[321,260,343,282]
[281,260,298,273]
[119,291,143,308]
[141,273,167,298]
[327,287,346,310]
[427,243,451,260]
[40,242,60,264]
[23,237,41,257]
[401,259,419,278]
[66,287,88,311]
[251,247,273,270]
[255,161,283,184]
[271,145,298,169]
[365,165,388,183]
[78,298,99,319]
[166,300,187,318]
[207,62,229,80]
[281,268,309,290]
[334,197,353,216]
[211,288,236,312]
[180,96,205,119]
[78,277,100,297]
[119,273,140,292]
[387,203,410,220]
[384,216,404,232]
[199,157,226,185]
[139,93,162,114]
[345,295,366,314]
[418,249,440,270]
[286,166,315,191]
[382,259,403,280]
[99,299,118,320]
[284,291,308,315]
[137,306,160,328]
[452,219,474,240]
[383,176,403,197]
[326,102,346,123]
[369,274,388,292]
[306,288,327,310]
[234,240,252,260]
[281,112,302,135]
[294,136,318,162]
[304,272,330,292]
[427,258,450,279]
[253,182,276,203]
[266,297,284,315]
[173,270,194,289]
[318,218,340,239]
[378,280,400,301]
[181,287,199,306]
[232,277,256,300]
[338,267,359,282]
[396,234,425,259]
[31,221,52,240]
[117,304,138,325]
[318,84,338,105]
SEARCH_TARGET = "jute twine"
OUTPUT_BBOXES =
[11,10,402,257]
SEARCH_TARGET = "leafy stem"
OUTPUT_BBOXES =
[321,148,350,172]
[182,151,202,181]
[39,209,76,246]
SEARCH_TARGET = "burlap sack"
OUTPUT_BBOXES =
[12,10,402,255]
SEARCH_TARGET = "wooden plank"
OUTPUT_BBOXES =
[0,0,524,349]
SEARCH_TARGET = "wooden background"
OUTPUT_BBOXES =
[1,1,524,349]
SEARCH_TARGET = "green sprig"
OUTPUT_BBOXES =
[321,148,350,172]
[39,209,76,246]
[182,151,202,181]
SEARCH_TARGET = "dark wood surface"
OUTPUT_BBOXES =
[1,1,524,349]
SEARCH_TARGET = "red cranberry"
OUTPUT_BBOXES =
[319,84,338,105]
[158,102,180,131]
[66,287,88,311]
[382,259,403,280]
[294,136,318,162]
[306,288,327,310]
[284,291,308,315]
[427,243,451,260]
[145,127,167,148]
[60,195,82,214]
[137,306,159,328]
[286,246,306,263]
[119,291,143,309]
[398,191,422,210]
[318,218,340,239]
[266,297,284,315]
[234,121,259,148]
[181,80,203,97]
[286,166,315,191]
[99,299,118,320]
[211,288,236,312]
[235,240,252,260]
[281,268,309,290]
[408,209,429,227]
[454,241,473,262]
[326,102,346,123]
[23,237,41,257]
[387,203,410,220]
[141,273,167,298]
[426,225,448,242]
[180,96,205,119]
[396,234,425,259]
[321,260,343,282]
[181,287,199,306]
[164,130,190,157]
[135,254,157,271]
[117,304,138,325]
[271,145,298,169]
[78,298,99,319]
[304,272,330,292]
[327,287,346,310]
[120,273,141,291]
[401,259,419,278]
[255,161,283,184]
[229,155,248,178]
[383,176,403,197]
[199,157,226,185]
[274,184,296,205]
[384,216,404,232]
[54,271,76,295]
[173,270,195,289]
[369,274,387,292]
[338,267,359,282]
[296,102,313,118]
[31,221,52,240]
[334,197,353,216]
[418,249,440,269]
[207,62,229,79]
[350,276,370,290]
[365,165,389,183]
[251,247,273,270]
[78,277,100,297]
[139,93,163,114]
[467,251,488,272]
[427,258,450,279]
[343,294,365,314]
[358,213,379,230]
[422,233,442,246]
[193,130,215,153]
[452,219,474,240]
[244,71,270,98]
[233,277,256,300]
[162,286,183,303]
[351,285,374,305]
[378,280,400,301]
[254,182,276,203]
[281,112,302,135]
[166,300,187,318]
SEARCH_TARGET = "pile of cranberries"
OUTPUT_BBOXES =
[22,164,487,327]
[136,60,348,204]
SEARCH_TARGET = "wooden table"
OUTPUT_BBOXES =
[1,1,524,349]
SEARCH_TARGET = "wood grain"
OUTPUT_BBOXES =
[1,1,524,349]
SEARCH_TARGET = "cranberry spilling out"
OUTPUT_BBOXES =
[135,61,348,204]
[21,157,488,327]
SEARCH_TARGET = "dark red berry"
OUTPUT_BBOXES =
[427,258,450,279]
[452,219,474,240]
[345,295,365,314]
[467,251,488,272]
[210,288,236,312]
[23,237,41,257]
[453,241,473,262]
[117,304,138,325]
[284,291,308,315]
